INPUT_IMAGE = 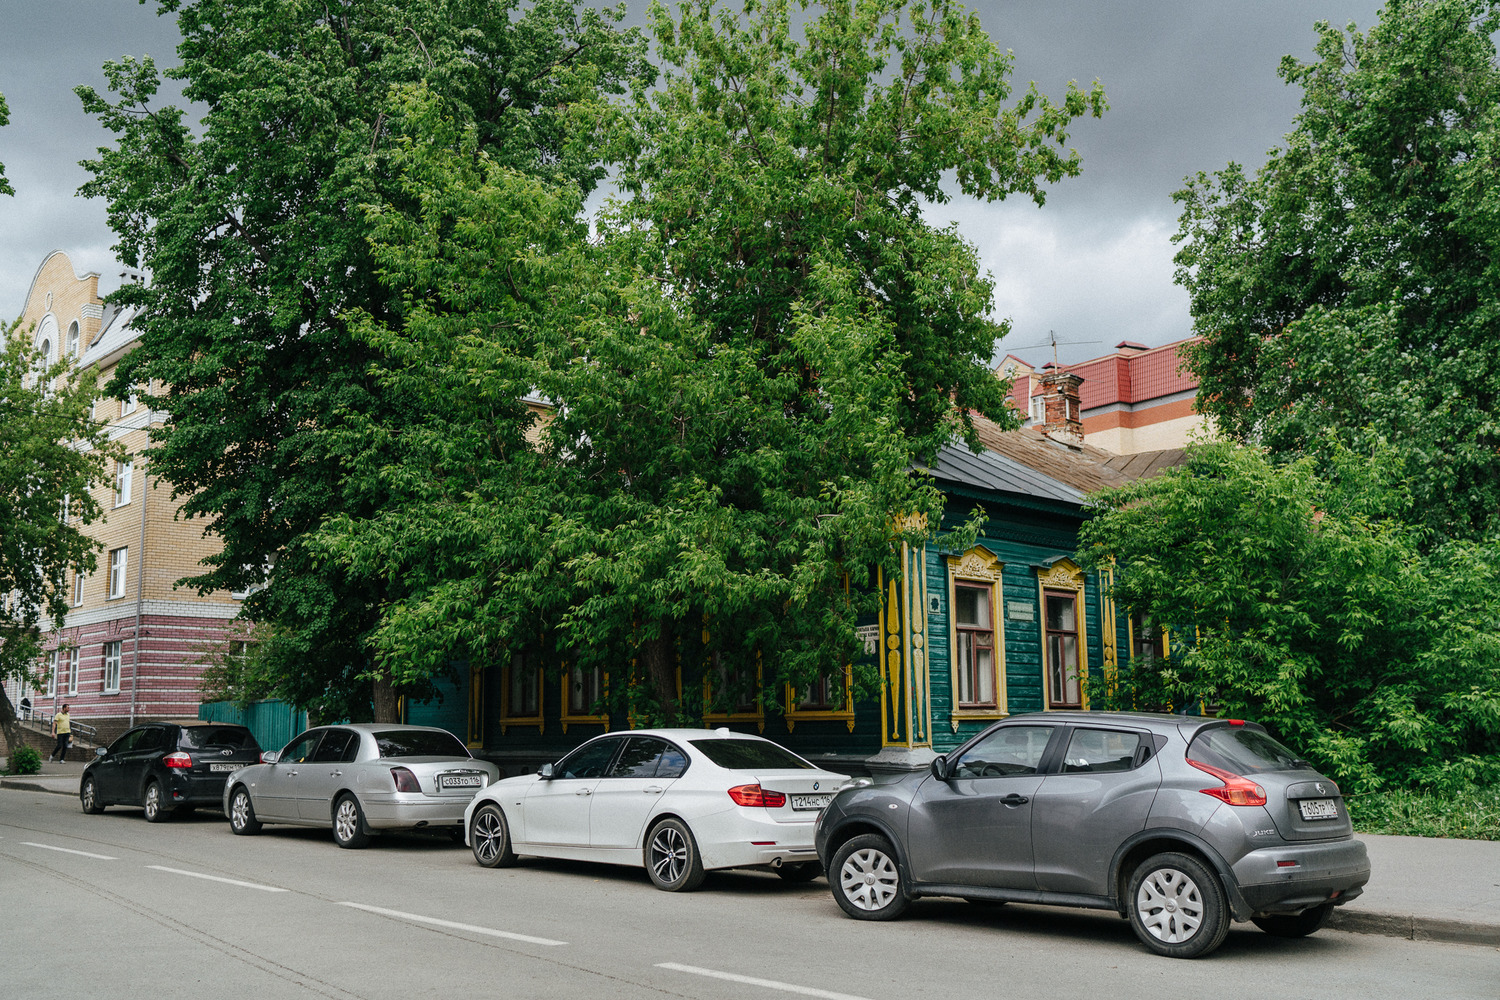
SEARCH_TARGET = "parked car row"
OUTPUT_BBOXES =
[80,712,1371,959]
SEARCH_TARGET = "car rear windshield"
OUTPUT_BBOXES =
[1188,726,1312,775]
[689,738,812,771]
[177,726,259,751]
[375,730,471,759]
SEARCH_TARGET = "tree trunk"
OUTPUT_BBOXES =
[641,621,679,725]
[0,686,18,762]
[371,671,400,723]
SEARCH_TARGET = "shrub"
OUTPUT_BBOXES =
[6,744,43,775]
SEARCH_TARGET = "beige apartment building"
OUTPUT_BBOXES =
[5,251,244,745]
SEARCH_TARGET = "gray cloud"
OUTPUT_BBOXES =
[1,0,1386,365]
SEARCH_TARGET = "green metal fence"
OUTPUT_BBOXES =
[197,699,309,753]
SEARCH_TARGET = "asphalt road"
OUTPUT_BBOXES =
[3,788,1495,1000]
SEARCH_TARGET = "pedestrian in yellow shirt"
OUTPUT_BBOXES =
[50,704,72,762]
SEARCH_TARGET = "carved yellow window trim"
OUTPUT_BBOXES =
[1037,558,1088,710]
[704,649,766,732]
[560,661,610,733]
[945,545,1007,731]
[785,663,855,732]
[499,650,544,736]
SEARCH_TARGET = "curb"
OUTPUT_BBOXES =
[1328,908,1500,948]
[0,777,76,795]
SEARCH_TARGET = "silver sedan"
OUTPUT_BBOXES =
[223,724,500,848]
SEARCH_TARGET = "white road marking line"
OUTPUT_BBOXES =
[337,902,567,946]
[146,865,288,892]
[22,842,117,860]
[656,963,876,1000]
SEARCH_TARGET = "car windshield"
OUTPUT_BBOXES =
[375,729,470,759]
[1188,726,1311,774]
[689,738,812,770]
[177,726,258,751]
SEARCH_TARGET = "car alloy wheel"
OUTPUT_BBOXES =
[470,803,518,868]
[229,786,262,835]
[143,781,170,823]
[333,794,372,849]
[1128,852,1229,959]
[80,776,104,814]
[645,817,706,892]
[830,834,909,920]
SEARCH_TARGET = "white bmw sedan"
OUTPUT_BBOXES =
[463,728,849,890]
[225,724,499,848]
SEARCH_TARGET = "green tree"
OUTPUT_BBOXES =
[1079,442,1500,793]
[0,326,112,748]
[1173,0,1500,541]
[312,0,1105,722]
[77,0,650,721]
[0,90,13,196]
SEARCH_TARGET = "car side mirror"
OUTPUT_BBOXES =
[537,762,556,780]
[930,756,949,781]
[95,746,107,758]
[260,750,280,764]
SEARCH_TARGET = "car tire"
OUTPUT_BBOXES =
[333,794,373,849]
[829,834,909,921]
[775,861,823,883]
[80,775,105,814]
[228,785,262,835]
[1252,903,1333,938]
[470,803,518,868]
[645,817,706,892]
[1127,851,1230,959]
[143,780,171,823]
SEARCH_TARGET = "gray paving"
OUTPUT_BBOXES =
[5,756,1498,948]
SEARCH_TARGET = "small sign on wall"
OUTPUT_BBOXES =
[855,624,880,655]
[1007,602,1035,621]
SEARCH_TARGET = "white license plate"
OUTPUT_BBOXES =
[790,793,834,811]
[439,774,483,790]
[210,763,246,773]
[1298,798,1339,820]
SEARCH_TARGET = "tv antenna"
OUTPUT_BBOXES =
[1007,330,1100,367]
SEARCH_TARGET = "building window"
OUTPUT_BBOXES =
[122,387,140,416]
[1129,610,1168,667]
[500,650,543,734]
[73,568,85,606]
[104,641,123,693]
[945,546,1006,727]
[704,650,763,726]
[46,650,58,697]
[66,648,80,696]
[1044,589,1083,708]
[785,663,854,732]
[568,663,602,715]
[954,583,997,708]
[108,547,128,599]
[67,321,80,358]
[115,458,133,506]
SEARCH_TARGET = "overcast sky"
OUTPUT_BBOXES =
[1,0,1386,365]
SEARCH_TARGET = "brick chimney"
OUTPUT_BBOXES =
[1038,369,1084,446]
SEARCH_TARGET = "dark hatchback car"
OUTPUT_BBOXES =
[815,712,1370,958]
[81,722,262,822]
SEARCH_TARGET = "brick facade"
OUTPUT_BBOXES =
[4,252,244,739]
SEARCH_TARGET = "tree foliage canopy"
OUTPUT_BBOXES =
[1173,0,1500,542]
[305,0,1105,722]
[78,0,651,720]
[0,328,112,714]
[1079,443,1500,793]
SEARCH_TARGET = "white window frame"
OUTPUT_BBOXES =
[103,641,122,694]
[73,568,85,607]
[66,648,80,697]
[115,458,133,507]
[108,547,128,599]
[67,321,80,358]
[46,650,58,697]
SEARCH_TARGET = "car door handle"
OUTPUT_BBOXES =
[1000,793,1029,806]
[643,786,664,794]
[287,769,299,776]
[576,789,592,796]
[329,770,342,777]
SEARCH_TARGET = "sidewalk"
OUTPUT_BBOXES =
[3,756,1497,948]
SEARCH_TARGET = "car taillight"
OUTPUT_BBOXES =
[390,767,422,793]
[1188,758,1266,806]
[727,784,786,808]
[162,752,193,769]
